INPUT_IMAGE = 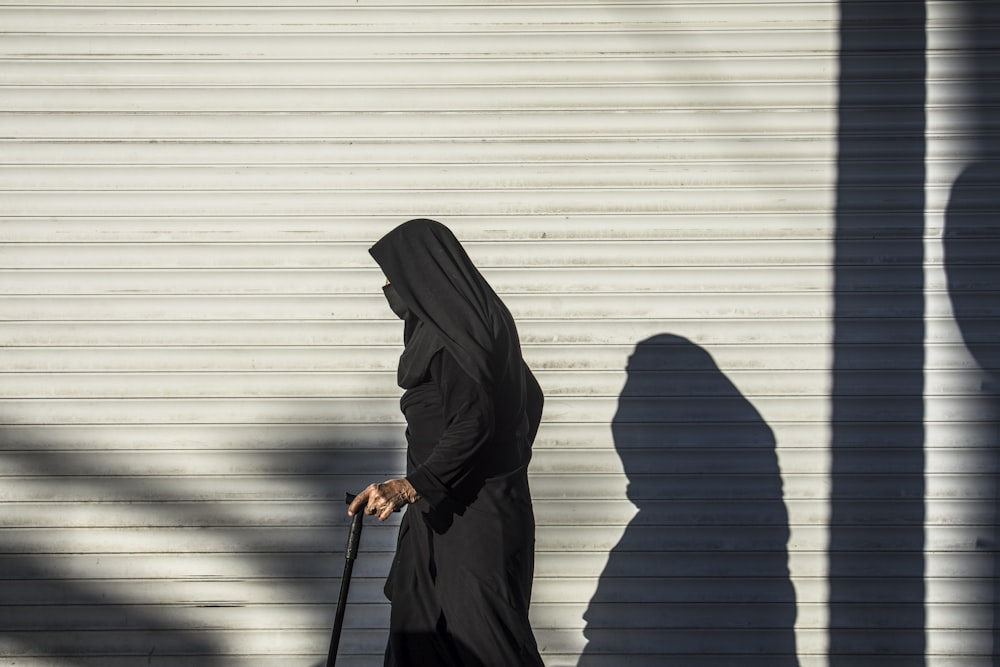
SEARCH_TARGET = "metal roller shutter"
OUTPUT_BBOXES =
[1,2,996,666]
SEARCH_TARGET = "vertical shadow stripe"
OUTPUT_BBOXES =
[831,1,926,662]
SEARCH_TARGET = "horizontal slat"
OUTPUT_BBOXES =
[0,139,893,166]
[0,421,910,449]
[0,445,987,477]
[0,0,934,7]
[0,318,928,347]
[0,214,846,243]
[0,659,491,667]
[0,447,929,478]
[0,619,993,660]
[0,164,845,190]
[2,266,977,295]
[0,525,988,555]
[0,583,396,613]
[0,627,365,656]
[0,267,838,295]
[0,210,982,243]
[0,369,991,399]
[565,627,984,657]
[1,238,964,268]
[0,5,838,32]
[0,31,842,58]
[0,474,987,503]
[1,499,991,529]
[0,603,387,632]
[0,84,846,112]
[512,601,961,635]
[5,421,987,452]
[3,470,964,506]
[0,654,979,667]
[0,576,987,615]
[0,394,928,424]
[0,187,845,216]
[0,84,956,112]
[0,292,973,321]
[4,318,987,347]
[1,550,995,583]
[1,628,987,660]
[0,56,847,86]
[0,341,856,371]
[0,111,845,140]
[0,602,989,633]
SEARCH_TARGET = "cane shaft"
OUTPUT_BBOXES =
[327,495,364,667]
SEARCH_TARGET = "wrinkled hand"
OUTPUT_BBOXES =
[348,478,420,521]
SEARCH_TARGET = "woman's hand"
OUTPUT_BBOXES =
[348,478,421,521]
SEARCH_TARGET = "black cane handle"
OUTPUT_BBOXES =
[344,493,364,561]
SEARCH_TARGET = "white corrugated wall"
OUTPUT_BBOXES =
[1,2,996,666]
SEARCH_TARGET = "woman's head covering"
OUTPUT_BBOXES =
[369,218,521,390]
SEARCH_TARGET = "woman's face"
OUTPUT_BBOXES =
[382,281,410,320]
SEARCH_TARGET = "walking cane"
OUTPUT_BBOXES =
[326,492,364,667]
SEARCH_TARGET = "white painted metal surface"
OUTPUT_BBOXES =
[1,2,995,666]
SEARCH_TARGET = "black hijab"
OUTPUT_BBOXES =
[369,219,522,391]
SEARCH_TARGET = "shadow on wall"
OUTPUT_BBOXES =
[943,1,1000,651]
[945,158,1000,666]
[830,1,926,663]
[0,551,222,666]
[0,436,227,665]
[944,0,1000,640]
[578,335,798,667]
[0,430,394,665]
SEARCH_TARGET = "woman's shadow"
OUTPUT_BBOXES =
[578,334,799,666]
[944,158,1000,664]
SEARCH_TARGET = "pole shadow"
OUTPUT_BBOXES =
[830,1,926,663]
[578,334,797,666]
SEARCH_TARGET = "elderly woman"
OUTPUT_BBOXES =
[348,219,545,667]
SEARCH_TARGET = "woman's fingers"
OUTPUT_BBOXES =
[346,483,377,516]
[347,479,419,520]
[377,503,395,521]
[366,483,392,517]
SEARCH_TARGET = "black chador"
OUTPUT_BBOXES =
[369,219,545,667]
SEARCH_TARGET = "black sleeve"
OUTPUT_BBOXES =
[406,350,495,506]
[524,363,544,447]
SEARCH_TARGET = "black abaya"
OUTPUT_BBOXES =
[369,219,545,667]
